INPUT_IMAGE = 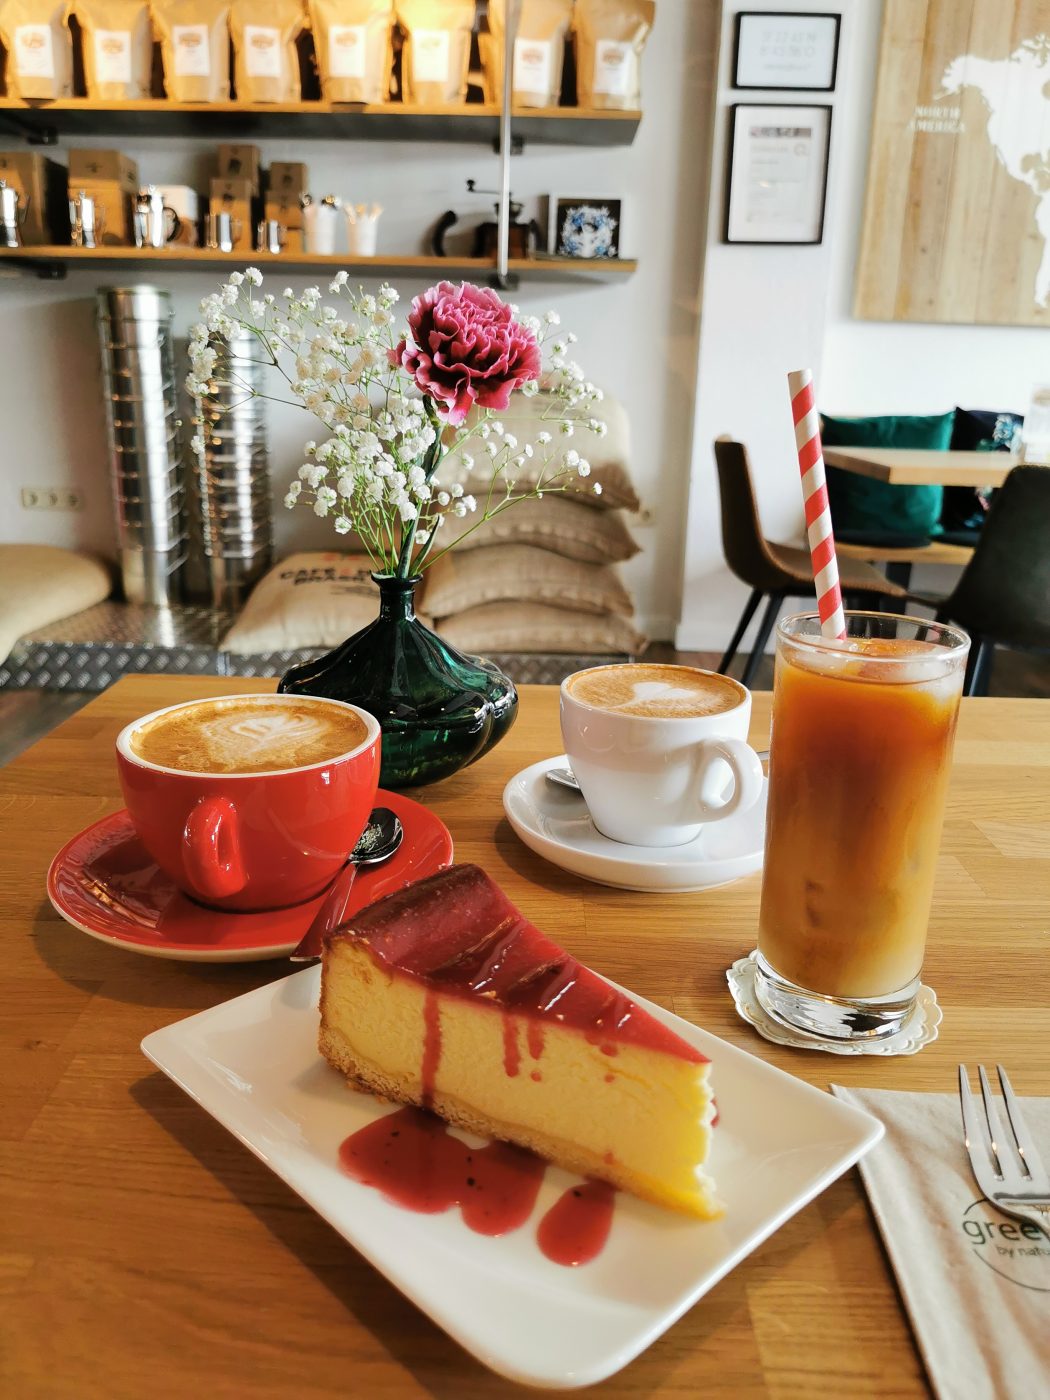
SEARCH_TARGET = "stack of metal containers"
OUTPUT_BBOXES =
[97,286,186,606]
[191,325,274,608]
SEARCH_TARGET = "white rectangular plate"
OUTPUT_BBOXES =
[142,967,883,1389]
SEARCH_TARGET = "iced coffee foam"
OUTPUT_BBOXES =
[567,664,741,718]
[130,697,369,774]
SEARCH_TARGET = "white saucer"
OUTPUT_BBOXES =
[726,951,942,1056]
[502,755,767,892]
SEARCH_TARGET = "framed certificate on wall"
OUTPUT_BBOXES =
[733,12,841,91]
[724,103,832,244]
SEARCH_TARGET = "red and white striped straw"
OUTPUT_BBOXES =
[788,368,847,641]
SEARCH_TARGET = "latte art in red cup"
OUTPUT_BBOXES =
[117,694,380,912]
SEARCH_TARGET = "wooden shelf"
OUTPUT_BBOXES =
[0,99,640,148]
[0,245,638,285]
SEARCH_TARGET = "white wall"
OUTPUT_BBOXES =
[0,0,718,641]
[676,0,1047,653]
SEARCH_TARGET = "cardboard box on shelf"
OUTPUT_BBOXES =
[217,144,261,193]
[0,151,69,244]
[66,149,139,245]
[267,161,308,199]
[209,176,255,251]
[69,149,139,187]
[69,180,136,245]
[263,194,303,231]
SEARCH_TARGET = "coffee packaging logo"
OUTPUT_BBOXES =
[520,44,544,67]
[100,36,124,54]
[335,30,359,48]
[960,1198,1050,1293]
[251,32,276,49]
[178,30,202,47]
[20,30,44,49]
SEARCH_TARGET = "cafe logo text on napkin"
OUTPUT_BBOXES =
[959,1198,1050,1293]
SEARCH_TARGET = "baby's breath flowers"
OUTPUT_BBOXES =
[188,274,603,579]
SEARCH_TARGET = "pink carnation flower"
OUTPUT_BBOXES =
[390,281,541,426]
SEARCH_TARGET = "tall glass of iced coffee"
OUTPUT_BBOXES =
[756,611,969,1040]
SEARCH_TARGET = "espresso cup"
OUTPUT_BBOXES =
[560,663,764,847]
[115,693,381,911]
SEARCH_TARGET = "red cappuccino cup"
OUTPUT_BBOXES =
[116,693,381,912]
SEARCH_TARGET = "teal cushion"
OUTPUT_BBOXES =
[821,411,954,541]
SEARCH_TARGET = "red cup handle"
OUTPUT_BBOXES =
[182,796,246,901]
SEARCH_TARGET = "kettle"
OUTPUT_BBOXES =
[134,186,181,249]
[69,190,103,249]
[0,180,29,249]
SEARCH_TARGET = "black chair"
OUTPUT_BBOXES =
[714,438,908,685]
[919,465,1050,695]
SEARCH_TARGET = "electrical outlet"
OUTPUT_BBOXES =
[21,487,83,511]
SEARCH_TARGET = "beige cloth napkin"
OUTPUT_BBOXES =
[832,1087,1050,1400]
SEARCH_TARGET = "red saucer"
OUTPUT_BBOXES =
[46,790,454,962]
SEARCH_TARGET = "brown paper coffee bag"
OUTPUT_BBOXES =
[308,0,392,103]
[0,0,73,98]
[152,0,231,101]
[574,0,654,110]
[483,0,572,109]
[395,0,473,106]
[231,0,303,102]
[72,0,153,99]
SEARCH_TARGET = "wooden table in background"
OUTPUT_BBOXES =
[3,677,1049,1398]
[823,447,1018,487]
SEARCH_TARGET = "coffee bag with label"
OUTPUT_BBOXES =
[395,0,473,106]
[483,0,571,109]
[0,0,73,99]
[573,0,654,111]
[308,0,392,103]
[72,0,153,100]
[230,0,303,102]
[152,0,231,101]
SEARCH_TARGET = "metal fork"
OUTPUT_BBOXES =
[958,1064,1050,1242]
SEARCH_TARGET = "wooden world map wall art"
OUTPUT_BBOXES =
[855,0,1050,326]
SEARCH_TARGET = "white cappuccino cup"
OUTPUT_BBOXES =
[560,663,764,847]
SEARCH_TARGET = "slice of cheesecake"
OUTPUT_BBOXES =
[319,864,719,1218]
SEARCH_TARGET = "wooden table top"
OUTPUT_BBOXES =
[3,676,1049,1398]
[823,447,1018,486]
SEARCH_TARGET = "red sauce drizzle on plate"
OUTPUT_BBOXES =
[338,1107,544,1236]
[338,1109,617,1263]
[536,1181,617,1267]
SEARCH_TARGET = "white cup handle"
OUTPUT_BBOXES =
[693,736,764,823]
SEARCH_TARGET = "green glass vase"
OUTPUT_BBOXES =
[277,573,518,789]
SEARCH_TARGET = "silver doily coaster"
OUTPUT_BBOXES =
[726,951,941,1056]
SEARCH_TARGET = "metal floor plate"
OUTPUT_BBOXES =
[1,602,629,691]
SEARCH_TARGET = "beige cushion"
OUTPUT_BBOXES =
[222,552,404,654]
[437,392,640,511]
[424,544,633,619]
[0,545,113,662]
[434,495,639,564]
[438,601,646,655]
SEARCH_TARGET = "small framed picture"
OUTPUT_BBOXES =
[548,197,622,259]
[733,12,840,91]
[724,103,832,244]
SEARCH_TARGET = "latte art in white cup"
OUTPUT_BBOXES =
[560,663,764,848]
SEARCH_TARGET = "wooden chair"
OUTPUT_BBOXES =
[714,438,908,685]
[918,465,1050,695]
[836,539,974,592]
